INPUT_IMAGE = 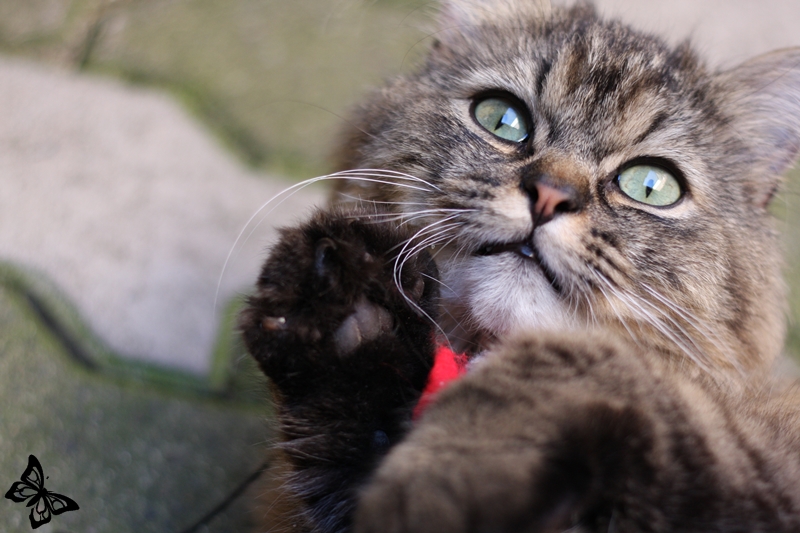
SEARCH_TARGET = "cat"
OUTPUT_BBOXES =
[239,0,800,531]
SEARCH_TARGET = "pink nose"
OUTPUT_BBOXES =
[532,182,577,224]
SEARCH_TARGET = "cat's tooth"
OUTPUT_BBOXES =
[519,244,535,259]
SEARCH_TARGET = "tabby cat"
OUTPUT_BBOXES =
[239,0,800,531]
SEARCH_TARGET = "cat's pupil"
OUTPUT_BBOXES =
[473,97,529,142]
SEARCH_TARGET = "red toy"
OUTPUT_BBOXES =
[413,344,468,419]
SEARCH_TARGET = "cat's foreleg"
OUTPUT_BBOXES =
[356,332,800,533]
[240,208,439,532]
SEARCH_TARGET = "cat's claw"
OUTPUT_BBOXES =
[260,316,286,331]
[334,298,395,356]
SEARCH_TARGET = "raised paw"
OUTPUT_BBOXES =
[239,206,439,412]
[239,207,443,531]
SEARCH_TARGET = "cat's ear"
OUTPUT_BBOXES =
[436,0,552,37]
[717,48,800,207]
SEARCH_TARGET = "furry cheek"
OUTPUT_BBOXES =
[534,215,601,282]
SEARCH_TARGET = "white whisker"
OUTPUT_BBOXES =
[215,169,442,311]
[614,285,712,374]
[593,275,640,344]
[640,283,731,356]
[638,283,741,377]
[591,267,717,375]
[389,214,467,341]
[345,208,476,227]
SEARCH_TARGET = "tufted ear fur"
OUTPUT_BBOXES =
[717,48,800,207]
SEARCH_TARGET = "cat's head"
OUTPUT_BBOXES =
[333,0,800,381]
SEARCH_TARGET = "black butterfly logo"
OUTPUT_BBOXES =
[5,454,80,529]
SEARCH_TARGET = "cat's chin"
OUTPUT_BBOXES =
[439,252,578,353]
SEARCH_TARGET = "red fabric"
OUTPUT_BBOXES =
[413,344,468,420]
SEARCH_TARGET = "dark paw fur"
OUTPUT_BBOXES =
[240,207,438,394]
[239,207,441,530]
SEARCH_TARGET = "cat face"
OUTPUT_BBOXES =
[334,1,800,382]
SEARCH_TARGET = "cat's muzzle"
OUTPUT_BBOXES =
[475,239,562,294]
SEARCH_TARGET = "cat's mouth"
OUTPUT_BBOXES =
[475,240,563,294]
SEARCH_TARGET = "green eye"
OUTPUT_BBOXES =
[473,97,529,142]
[617,164,682,207]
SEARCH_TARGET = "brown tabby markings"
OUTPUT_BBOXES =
[241,0,800,532]
[358,332,800,532]
[334,2,793,380]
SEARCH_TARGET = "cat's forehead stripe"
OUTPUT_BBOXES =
[454,24,702,165]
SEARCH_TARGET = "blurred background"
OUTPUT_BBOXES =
[0,0,435,177]
[2,1,800,532]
